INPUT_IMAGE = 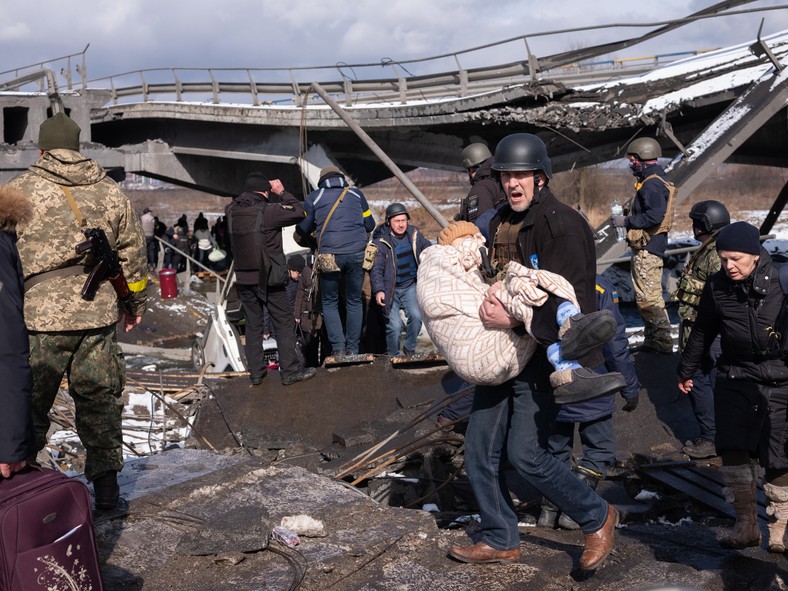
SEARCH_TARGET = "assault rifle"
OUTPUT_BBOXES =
[75,227,134,315]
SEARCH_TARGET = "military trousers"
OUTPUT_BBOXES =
[631,249,672,351]
[29,324,125,482]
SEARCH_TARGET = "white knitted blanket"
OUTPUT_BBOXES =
[417,234,577,385]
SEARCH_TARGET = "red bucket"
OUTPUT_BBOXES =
[158,268,178,299]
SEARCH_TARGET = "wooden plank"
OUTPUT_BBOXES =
[390,353,447,368]
[324,353,375,368]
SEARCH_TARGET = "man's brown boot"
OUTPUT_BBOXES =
[578,505,618,571]
[719,464,761,549]
[448,541,520,564]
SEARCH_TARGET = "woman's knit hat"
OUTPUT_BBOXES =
[716,221,760,255]
[438,221,480,246]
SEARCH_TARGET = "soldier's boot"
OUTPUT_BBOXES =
[93,470,120,511]
[558,467,602,530]
[550,368,626,405]
[537,498,559,529]
[558,309,617,361]
[719,464,761,549]
[764,483,788,553]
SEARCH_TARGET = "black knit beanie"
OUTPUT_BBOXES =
[38,112,80,151]
[244,172,271,193]
[716,221,760,255]
[287,254,306,273]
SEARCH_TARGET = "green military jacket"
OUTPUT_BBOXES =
[674,232,721,350]
[9,149,147,331]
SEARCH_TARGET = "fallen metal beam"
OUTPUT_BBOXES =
[310,81,450,229]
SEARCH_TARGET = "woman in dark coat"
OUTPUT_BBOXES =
[678,221,788,552]
[0,185,35,477]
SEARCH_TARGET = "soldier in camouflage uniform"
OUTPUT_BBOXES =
[612,137,674,354]
[8,112,148,510]
[673,200,729,459]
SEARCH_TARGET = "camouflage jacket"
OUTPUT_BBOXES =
[8,149,147,331]
[674,233,720,350]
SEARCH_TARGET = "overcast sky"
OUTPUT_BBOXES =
[2,1,788,86]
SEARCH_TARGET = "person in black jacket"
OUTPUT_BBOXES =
[539,274,643,530]
[456,143,506,223]
[678,221,788,552]
[448,133,619,572]
[0,185,35,477]
[226,172,316,387]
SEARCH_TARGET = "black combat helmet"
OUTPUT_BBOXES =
[385,202,410,221]
[491,133,552,179]
[461,143,492,169]
[626,137,662,161]
[689,200,730,234]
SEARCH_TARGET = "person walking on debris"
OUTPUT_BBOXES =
[612,137,675,354]
[0,186,35,479]
[226,172,316,387]
[456,143,506,223]
[370,203,432,358]
[678,221,788,552]
[447,133,619,571]
[539,274,643,530]
[140,206,156,270]
[674,200,730,460]
[296,166,376,357]
[8,113,149,510]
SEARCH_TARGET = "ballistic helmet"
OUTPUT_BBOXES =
[461,143,492,169]
[689,200,730,234]
[491,133,552,179]
[385,202,409,221]
[626,137,662,161]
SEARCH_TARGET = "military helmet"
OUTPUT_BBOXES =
[385,202,410,221]
[491,133,553,179]
[461,143,492,169]
[626,137,662,161]
[689,200,730,234]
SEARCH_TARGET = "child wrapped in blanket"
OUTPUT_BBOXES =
[417,221,624,403]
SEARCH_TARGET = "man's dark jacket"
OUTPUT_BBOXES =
[489,186,602,368]
[458,158,506,222]
[0,188,34,463]
[678,248,788,384]
[369,223,432,317]
[225,190,305,289]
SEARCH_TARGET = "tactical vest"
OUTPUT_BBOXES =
[626,174,677,249]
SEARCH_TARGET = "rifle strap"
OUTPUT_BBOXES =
[24,265,88,293]
[60,185,87,227]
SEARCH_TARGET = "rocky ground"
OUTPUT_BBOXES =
[97,313,788,590]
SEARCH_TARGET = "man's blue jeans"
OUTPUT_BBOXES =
[385,283,422,356]
[465,357,610,550]
[319,251,365,355]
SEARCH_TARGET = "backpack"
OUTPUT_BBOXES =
[226,201,287,289]
[778,262,788,358]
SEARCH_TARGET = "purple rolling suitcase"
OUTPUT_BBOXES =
[0,466,103,591]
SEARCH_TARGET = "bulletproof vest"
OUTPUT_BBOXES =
[227,202,265,274]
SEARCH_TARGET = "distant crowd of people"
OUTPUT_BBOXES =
[2,112,787,579]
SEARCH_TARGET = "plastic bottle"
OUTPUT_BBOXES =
[272,525,300,547]
[611,200,626,242]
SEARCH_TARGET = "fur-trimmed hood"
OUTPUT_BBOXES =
[0,185,32,231]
